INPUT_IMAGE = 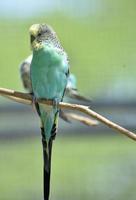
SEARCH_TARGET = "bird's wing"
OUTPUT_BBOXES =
[19,55,32,92]
[65,88,91,103]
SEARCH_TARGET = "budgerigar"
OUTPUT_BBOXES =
[20,55,91,123]
[29,23,69,200]
[20,56,91,102]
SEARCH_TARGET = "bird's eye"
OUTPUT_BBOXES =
[43,29,49,34]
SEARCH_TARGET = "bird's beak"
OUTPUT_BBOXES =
[29,24,40,37]
[31,35,36,44]
[29,24,43,50]
[29,24,40,46]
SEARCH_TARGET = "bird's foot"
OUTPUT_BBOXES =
[52,98,60,110]
[29,92,33,96]
[31,95,38,107]
[31,95,41,115]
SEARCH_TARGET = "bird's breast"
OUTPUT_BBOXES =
[31,45,68,100]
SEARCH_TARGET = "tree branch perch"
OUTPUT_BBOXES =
[0,87,136,141]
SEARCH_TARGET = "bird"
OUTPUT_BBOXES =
[29,23,69,200]
[20,55,91,102]
[20,56,91,123]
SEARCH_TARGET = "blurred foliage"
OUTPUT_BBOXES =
[0,136,136,200]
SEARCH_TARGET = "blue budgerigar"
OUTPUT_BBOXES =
[29,23,69,200]
[20,55,91,103]
[20,57,95,125]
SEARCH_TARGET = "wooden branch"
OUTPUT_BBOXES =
[2,90,99,127]
[0,87,136,141]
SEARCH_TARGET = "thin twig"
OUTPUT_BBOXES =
[0,87,136,141]
[1,90,98,127]
[65,113,98,126]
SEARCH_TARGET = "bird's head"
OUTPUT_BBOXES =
[29,23,56,50]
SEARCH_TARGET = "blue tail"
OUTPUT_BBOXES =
[35,101,57,200]
[42,136,52,200]
[41,123,57,200]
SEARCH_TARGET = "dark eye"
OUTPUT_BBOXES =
[43,28,49,34]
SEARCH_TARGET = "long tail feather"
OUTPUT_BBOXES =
[42,136,53,200]
[41,121,57,200]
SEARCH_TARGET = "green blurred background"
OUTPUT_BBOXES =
[0,0,136,199]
